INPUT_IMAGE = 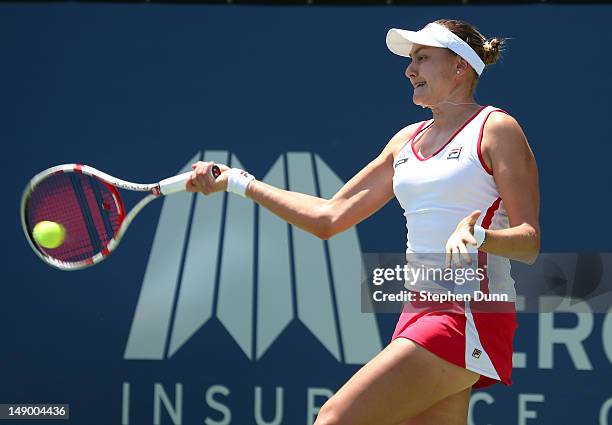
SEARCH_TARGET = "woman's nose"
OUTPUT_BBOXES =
[405,62,415,79]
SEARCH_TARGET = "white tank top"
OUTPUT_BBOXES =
[392,105,515,299]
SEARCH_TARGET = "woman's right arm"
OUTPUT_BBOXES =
[189,124,419,240]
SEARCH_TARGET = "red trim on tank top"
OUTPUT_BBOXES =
[411,105,487,161]
[397,120,431,154]
[478,197,502,294]
[477,108,510,175]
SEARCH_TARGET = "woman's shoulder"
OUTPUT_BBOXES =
[483,106,524,135]
[389,120,430,146]
[388,119,437,158]
[481,106,530,159]
[382,121,429,159]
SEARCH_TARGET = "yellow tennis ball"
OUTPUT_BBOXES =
[32,221,66,249]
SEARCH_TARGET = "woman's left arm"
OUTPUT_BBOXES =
[446,112,541,265]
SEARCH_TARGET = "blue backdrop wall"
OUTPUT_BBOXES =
[1,3,611,425]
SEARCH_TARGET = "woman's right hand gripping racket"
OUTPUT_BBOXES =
[20,163,221,271]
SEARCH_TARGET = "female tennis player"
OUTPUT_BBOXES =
[188,19,540,425]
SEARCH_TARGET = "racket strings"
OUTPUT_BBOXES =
[27,173,122,263]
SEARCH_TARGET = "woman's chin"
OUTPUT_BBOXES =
[412,95,430,108]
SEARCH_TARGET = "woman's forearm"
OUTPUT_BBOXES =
[246,179,335,239]
[481,223,540,264]
[189,143,397,241]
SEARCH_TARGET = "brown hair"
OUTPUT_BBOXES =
[435,19,505,67]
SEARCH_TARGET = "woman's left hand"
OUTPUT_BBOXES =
[445,210,482,268]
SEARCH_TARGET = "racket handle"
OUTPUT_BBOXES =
[159,165,222,195]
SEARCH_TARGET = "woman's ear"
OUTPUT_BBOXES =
[455,57,469,75]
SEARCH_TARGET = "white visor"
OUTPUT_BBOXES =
[386,22,486,76]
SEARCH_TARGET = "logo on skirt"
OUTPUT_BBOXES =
[472,348,482,359]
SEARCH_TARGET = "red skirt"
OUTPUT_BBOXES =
[391,292,518,389]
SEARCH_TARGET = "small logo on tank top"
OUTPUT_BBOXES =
[394,156,409,168]
[447,146,463,160]
[472,348,482,359]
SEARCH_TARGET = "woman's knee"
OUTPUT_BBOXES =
[313,399,345,425]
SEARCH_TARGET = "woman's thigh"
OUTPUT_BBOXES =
[397,387,473,425]
[314,338,479,425]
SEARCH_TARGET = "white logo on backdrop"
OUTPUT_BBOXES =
[124,151,381,364]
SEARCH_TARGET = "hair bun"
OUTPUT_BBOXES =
[433,19,506,69]
[483,37,504,65]
[487,38,501,50]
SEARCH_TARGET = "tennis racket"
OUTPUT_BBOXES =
[21,163,221,271]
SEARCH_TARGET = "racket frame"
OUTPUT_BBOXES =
[21,163,218,271]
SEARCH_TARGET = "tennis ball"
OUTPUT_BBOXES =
[32,221,66,249]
